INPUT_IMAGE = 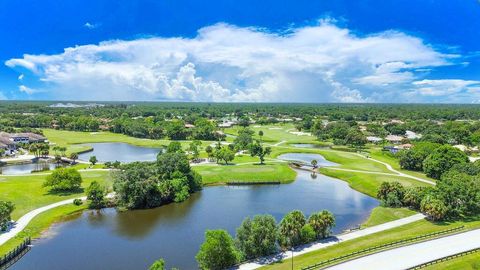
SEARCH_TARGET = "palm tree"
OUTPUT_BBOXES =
[69,152,78,164]
[258,130,264,143]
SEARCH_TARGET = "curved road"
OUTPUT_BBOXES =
[326,228,480,270]
[0,196,86,246]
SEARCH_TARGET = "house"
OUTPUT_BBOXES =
[453,144,468,152]
[0,136,16,155]
[383,145,399,154]
[0,132,47,145]
[366,136,383,144]
[398,143,413,150]
[184,124,195,129]
[385,135,403,144]
[405,130,422,140]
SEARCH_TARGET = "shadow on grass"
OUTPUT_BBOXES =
[44,187,84,196]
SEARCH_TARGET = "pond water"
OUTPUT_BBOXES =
[11,154,378,270]
[77,143,163,163]
[290,143,330,149]
[277,153,338,166]
[0,160,59,175]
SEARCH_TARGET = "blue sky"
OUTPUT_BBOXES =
[1,0,479,102]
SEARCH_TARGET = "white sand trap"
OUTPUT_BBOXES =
[289,131,312,136]
[268,127,283,130]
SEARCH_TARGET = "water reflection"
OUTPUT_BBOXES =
[277,153,338,166]
[12,166,378,270]
[0,160,60,175]
[77,143,163,163]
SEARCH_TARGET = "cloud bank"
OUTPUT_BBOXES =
[5,21,476,102]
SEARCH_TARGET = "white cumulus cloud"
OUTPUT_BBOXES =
[4,21,467,102]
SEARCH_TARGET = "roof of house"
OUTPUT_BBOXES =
[385,135,403,141]
[366,136,383,142]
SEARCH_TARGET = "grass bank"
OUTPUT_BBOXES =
[319,168,430,198]
[0,204,87,256]
[362,207,417,228]
[423,252,480,269]
[260,217,480,270]
[195,163,296,185]
[0,170,111,219]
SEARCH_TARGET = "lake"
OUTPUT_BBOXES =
[11,153,378,270]
[0,160,59,175]
[77,142,163,163]
[290,143,330,149]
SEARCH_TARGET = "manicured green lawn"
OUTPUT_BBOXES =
[0,204,87,256]
[261,217,480,270]
[369,148,435,181]
[362,207,417,227]
[224,123,317,144]
[194,163,296,185]
[319,168,430,198]
[0,170,112,219]
[423,252,480,270]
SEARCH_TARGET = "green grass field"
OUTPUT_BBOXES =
[261,217,480,270]
[0,170,112,219]
[194,163,296,185]
[320,168,430,197]
[43,129,213,154]
[0,204,87,256]
[423,252,480,270]
[362,207,417,227]
[224,123,317,144]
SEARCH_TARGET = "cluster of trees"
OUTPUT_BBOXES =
[29,143,50,157]
[43,168,83,192]
[311,121,367,148]
[0,201,14,231]
[399,143,468,179]
[195,210,335,269]
[110,117,221,141]
[113,142,202,209]
[378,161,480,221]
[86,181,108,209]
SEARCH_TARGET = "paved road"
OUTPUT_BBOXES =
[353,153,436,185]
[326,228,480,270]
[0,197,86,246]
[234,214,426,270]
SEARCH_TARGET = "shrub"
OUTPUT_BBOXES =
[235,215,277,259]
[0,201,15,231]
[278,210,306,249]
[377,181,405,207]
[86,181,107,209]
[307,210,336,239]
[420,195,448,221]
[43,168,82,191]
[196,230,239,270]
[73,198,83,206]
[300,224,317,243]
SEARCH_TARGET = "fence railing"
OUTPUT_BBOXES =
[0,237,31,269]
[301,226,465,270]
[407,247,480,269]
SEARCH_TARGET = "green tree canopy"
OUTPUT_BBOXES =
[423,145,469,179]
[196,230,239,270]
[43,168,82,191]
[235,215,278,259]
